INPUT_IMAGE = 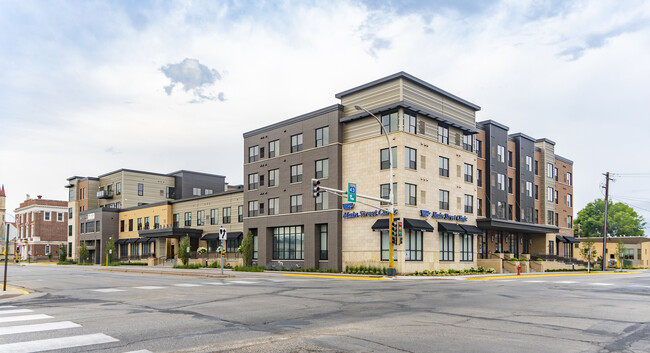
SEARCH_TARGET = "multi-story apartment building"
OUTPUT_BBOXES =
[67,169,227,262]
[243,72,575,273]
[14,196,68,259]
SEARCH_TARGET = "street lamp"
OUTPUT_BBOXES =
[354,104,396,275]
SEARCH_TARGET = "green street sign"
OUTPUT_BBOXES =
[347,183,357,202]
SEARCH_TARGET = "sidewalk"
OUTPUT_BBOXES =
[0,285,29,299]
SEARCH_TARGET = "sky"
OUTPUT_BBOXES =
[1,0,649,232]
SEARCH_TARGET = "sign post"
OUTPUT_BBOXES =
[3,223,9,291]
[219,226,227,275]
[347,183,357,203]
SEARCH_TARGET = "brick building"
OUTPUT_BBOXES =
[14,195,68,260]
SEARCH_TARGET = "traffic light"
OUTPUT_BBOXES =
[16,245,20,255]
[397,221,403,245]
[391,221,403,245]
[312,179,321,198]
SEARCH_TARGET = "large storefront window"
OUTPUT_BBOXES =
[439,232,454,261]
[460,234,473,261]
[273,226,304,260]
[405,230,422,261]
[478,233,488,259]
[142,242,151,256]
[508,233,518,255]
[319,224,328,260]
[120,244,128,258]
[130,243,139,257]
[227,237,242,253]
[380,231,397,261]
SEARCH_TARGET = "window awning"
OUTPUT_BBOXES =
[403,218,434,232]
[438,222,465,233]
[126,238,139,244]
[371,219,389,231]
[201,233,220,241]
[136,237,152,243]
[114,239,127,245]
[564,236,580,244]
[556,235,568,243]
[460,224,483,235]
[226,232,243,240]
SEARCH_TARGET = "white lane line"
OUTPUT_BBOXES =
[496,280,515,282]
[92,288,127,292]
[0,321,81,336]
[590,283,614,286]
[555,281,577,284]
[0,309,34,315]
[0,314,52,324]
[203,282,229,285]
[0,305,16,309]
[524,280,547,283]
[123,350,153,353]
[230,281,259,284]
[133,286,165,290]
[0,333,119,353]
[173,284,203,287]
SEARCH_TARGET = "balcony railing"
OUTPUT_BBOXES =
[97,190,114,199]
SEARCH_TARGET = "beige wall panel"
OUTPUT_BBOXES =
[172,193,244,235]
[121,171,175,208]
[402,81,476,127]
[341,80,402,117]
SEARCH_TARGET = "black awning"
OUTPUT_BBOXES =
[556,235,568,243]
[201,233,220,241]
[476,218,559,234]
[226,232,243,240]
[114,239,127,245]
[126,238,139,244]
[136,237,151,243]
[564,236,580,244]
[438,221,465,233]
[460,224,483,235]
[403,218,434,232]
[139,227,204,239]
[371,219,389,231]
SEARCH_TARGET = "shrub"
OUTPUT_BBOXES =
[173,263,202,269]
[178,236,191,266]
[240,230,254,267]
[519,258,529,262]
[233,265,265,272]
[59,243,67,262]
[79,243,89,264]
[536,258,543,261]
[509,258,519,261]
[208,261,221,268]
[77,263,93,266]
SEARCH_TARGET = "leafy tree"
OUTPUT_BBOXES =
[106,237,115,263]
[239,230,254,267]
[178,235,191,265]
[59,243,67,262]
[574,199,646,237]
[580,237,597,261]
[79,242,89,264]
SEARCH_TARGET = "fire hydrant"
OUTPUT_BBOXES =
[517,264,521,276]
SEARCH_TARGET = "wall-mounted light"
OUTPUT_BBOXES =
[491,236,494,243]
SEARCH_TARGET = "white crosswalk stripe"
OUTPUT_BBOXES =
[231,280,259,284]
[0,321,80,336]
[134,286,165,290]
[92,288,127,292]
[0,309,34,315]
[555,281,577,284]
[0,314,52,324]
[203,282,229,285]
[0,333,118,353]
[173,283,203,287]
[0,305,16,309]
[590,283,614,286]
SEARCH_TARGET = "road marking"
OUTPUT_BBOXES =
[590,283,614,286]
[283,274,389,281]
[92,288,127,292]
[0,314,52,323]
[0,309,33,315]
[496,280,515,282]
[0,333,119,353]
[230,280,259,284]
[555,281,577,284]
[524,280,547,283]
[0,321,81,336]
[123,350,153,353]
[203,282,229,285]
[173,284,203,287]
[466,271,642,281]
[133,286,165,290]
[5,286,30,294]
[0,305,16,309]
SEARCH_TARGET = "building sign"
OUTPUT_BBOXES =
[342,203,355,210]
[88,213,95,220]
[343,209,397,219]
[420,210,468,222]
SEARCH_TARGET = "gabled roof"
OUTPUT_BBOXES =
[0,185,5,197]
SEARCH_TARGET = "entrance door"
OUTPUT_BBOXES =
[170,245,175,259]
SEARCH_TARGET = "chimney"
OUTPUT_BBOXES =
[37,195,42,199]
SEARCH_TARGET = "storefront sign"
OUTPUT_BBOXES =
[343,209,397,219]
[420,210,468,222]
[342,203,355,210]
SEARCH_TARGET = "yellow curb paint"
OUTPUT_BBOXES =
[466,271,642,281]
[283,273,389,281]
[5,286,30,294]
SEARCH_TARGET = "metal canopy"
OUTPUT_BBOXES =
[403,218,434,232]
[437,222,465,233]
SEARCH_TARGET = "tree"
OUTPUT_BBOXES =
[580,237,597,262]
[178,235,191,265]
[574,199,646,237]
[239,230,254,267]
[106,237,115,263]
[59,243,67,263]
[616,240,627,270]
[79,242,89,264]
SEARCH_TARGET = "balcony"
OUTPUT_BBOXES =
[96,190,114,199]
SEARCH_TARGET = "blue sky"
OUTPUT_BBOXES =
[1,0,649,232]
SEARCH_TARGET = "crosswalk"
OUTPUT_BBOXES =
[483,279,644,288]
[89,280,263,293]
[0,305,151,353]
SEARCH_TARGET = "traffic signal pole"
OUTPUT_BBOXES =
[3,223,9,291]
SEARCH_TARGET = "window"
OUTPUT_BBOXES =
[315,192,328,210]
[497,145,505,163]
[291,134,303,152]
[120,243,128,258]
[154,215,160,229]
[193,187,201,196]
[319,224,329,260]
[57,212,63,222]
[546,163,553,178]
[477,169,482,187]
[253,235,258,259]
[460,234,473,261]
[268,140,279,158]
[496,201,505,218]
[554,167,558,181]
[248,173,259,190]
[44,212,51,221]
[130,242,139,258]
[142,242,151,257]
[555,190,559,204]
[115,182,121,195]
[477,199,483,216]
[508,204,513,220]
[260,147,265,158]
[567,194,573,207]
[120,220,125,232]
[526,156,532,172]
[315,159,329,179]
[439,156,449,177]
[248,145,259,162]
[80,222,85,234]
[508,151,513,167]
[380,183,397,205]
[403,112,416,134]
[86,221,95,233]
[437,125,449,144]
[223,207,231,223]
[405,147,417,170]
[566,172,572,186]
[128,219,133,231]
[166,186,175,198]
[464,164,473,182]
[547,187,554,202]
[137,218,143,230]
[405,183,417,206]
[173,214,180,228]
[115,202,121,209]
[534,209,539,224]
[144,216,150,229]
[508,177,513,194]
[568,215,573,228]
[439,190,449,210]
[238,205,244,222]
[381,112,398,133]
[497,174,505,190]
[209,208,218,225]
[205,189,213,195]
[547,210,554,225]
[68,225,73,236]
[227,237,242,253]
[535,185,539,200]
[315,126,329,147]
[248,201,259,217]
[290,164,303,183]
[462,134,473,152]
[184,212,191,226]
[380,231,398,261]
[69,189,75,201]
[290,195,303,213]
[405,230,423,261]
[440,232,454,261]
[197,211,204,226]
[268,169,279,187]
[268,198,279,215]
[138,183,144,196]
[464,195,473,213]
[476,140,482,158]
[526,182,533,197]
[273,226,304,260]
[380,147,397,170]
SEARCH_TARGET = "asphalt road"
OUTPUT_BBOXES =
[1,265,649,353]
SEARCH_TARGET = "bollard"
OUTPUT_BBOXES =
[517,265,521,276]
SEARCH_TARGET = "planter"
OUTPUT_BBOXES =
[520,254,531,260]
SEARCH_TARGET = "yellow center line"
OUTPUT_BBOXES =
[4,286,30,294]
[466,271,642,281]
[283,273,389,280]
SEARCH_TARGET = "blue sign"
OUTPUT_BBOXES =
[343,209,398,219]
[420,210,468,222]
[342,203,355,210]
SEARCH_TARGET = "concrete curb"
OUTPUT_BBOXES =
[95,267,234,278]
[0,285,30,299]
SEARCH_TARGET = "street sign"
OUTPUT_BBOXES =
[219,226,227,240]
[347,183,357,202]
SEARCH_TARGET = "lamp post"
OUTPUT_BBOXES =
[354,104,396,275]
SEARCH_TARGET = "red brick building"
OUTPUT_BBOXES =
[14,196,68,260]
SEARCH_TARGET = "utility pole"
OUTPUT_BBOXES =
[602,172,611,271]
